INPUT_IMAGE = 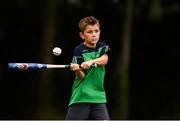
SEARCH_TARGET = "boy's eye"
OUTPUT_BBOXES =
[86,30,93,33]
[86,30,99,33]
[95,30,99,33]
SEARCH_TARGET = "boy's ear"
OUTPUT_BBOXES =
[79,32,84,39]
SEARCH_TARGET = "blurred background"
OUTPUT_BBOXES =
[0,0,180,120]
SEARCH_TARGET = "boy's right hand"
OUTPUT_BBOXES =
[70,63,81,71]
[80,60,94,70]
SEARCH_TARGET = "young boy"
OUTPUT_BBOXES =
[66,16,110,120]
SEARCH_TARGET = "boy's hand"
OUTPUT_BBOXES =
[70,63,81,71]
[80,60,94,70]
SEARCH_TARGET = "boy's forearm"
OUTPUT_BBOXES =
[75,70,85,80]
[93,54,108,66]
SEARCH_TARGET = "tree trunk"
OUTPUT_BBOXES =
[36,0,60,119]
[114,0,134,119]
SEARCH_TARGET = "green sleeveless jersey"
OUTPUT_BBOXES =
[69,42,109,106]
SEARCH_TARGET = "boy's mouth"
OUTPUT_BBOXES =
[91,38,98,41]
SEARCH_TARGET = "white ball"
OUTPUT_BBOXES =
[52,47,62,56]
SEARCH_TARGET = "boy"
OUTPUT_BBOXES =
[66,16,110,120]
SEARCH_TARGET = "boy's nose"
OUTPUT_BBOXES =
[92,34,96,37]
[92,32,97,36]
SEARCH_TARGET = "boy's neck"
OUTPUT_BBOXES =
[83,42,96,48]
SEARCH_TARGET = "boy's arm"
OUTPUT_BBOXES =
[93,54,108,66]
[75,70,85,80]
[70,63,85,80]
[81,54,108,69]
[73,54,108,78]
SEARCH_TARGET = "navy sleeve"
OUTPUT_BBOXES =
[98,42,111,56]
[72,46,84,64]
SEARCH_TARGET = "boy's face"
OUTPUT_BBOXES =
[80,24,100,47]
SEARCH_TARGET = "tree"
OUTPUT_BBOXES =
[36,0,61,119]
[114,0,134,119]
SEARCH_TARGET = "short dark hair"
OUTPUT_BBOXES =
[78,16,100,32]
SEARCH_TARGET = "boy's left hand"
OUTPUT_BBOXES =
[70,63,81,71]
[80,60,94,70]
